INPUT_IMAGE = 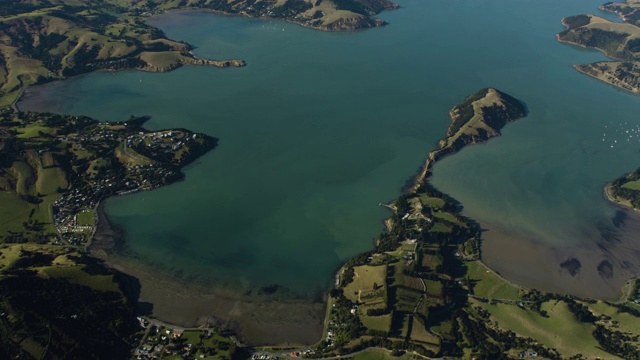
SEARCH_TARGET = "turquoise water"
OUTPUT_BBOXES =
[19,0,640,298]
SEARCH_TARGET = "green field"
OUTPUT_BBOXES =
[588,301,640,336]
[0,147,68,239]
[473,298,613,358]
[0,192,33,235]
[344,265,388,309]
[76,211,95,226]
[36,167,67,195]
[622,179,640,190]
[0,244,70,271]
[115,143,155,167]
[420,252,442,271]
[429,223,451,233]
[418,195,445,209]
[432,211,464,226]
[409,316,440,350]
[16,124,54,138]
[393,287,422,313]
[10,161,34,195]
[424,280,442,297]
[465,261,520,300]
[361,314,392,332]
[352,348,416,360]
[39,266,119,292]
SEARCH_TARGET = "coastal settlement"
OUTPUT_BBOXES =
[558,0,640,95]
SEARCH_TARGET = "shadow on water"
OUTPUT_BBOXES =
[612,209,628,228]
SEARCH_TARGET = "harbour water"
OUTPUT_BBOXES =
[17,0,640,339]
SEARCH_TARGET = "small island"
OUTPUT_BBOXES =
[557,0,640,94]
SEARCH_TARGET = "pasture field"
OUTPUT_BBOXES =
[0,192,33,235]
[429,223,450,233]
[393,287,422,313]
[420,253,442,271]
[623,179,640,190]
[418,195,445,209]
[76,211,95,226]
[424,280,442,297]
[361,314,392,333]
[587,301,640,337]
[39,266,119,292]
[343,265,388,310]
[409,316,440,351]
[432,211,463,226]
[352,348,415,360]
[465,260,520,300]
[472,298,613,358]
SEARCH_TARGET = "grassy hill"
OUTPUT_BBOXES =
[0,0,399,107]
[0,110,217,245]
[558,1,640,94]
[412,87,526,189]
[0,244,139,358]
[0,110,221,358]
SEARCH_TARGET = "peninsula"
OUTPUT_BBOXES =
[0,0,397,107]
[412,88,527,188]
[0,110,217,357]
[304,88,527,357]
[606,168,640,209]
[559,1,640,218]
[307,89,640,359]
[557,0,640,94]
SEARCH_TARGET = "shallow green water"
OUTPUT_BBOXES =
[19,0,640,297]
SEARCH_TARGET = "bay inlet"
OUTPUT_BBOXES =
[17,0,640,343]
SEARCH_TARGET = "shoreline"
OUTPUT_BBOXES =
[477,216,637,300]
[89,204,325,346]
[572,63,640,95]
[557,16,628,62]
[557,14,640,96]
[603,183,637,211]
[152,7,391,33]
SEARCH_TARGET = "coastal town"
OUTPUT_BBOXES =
[0,111,216,245]
[132,320,241,360]
[51,123,213,245]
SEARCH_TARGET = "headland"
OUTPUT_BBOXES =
[557,1,640,94]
